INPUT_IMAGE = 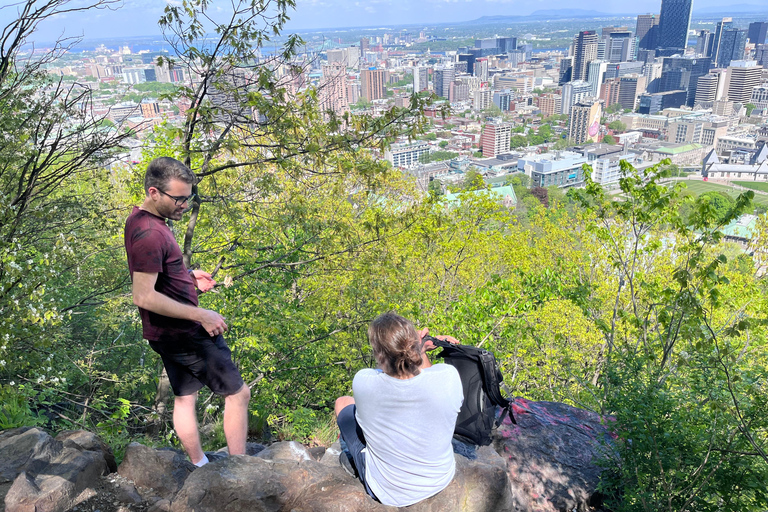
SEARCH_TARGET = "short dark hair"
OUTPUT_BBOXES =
[368,312,422,378]
[144,157,196,193]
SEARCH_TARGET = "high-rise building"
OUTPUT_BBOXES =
[696,30,712,56]
[360,67,386,101]
[724,61,762,103]
[748,22,768,45]
[475,58,489,81]
[600,78,622,107]
[645,61,664,93]
[458,54,476,75]
[660,56,711,107]
[319,64,349,116]
[694,73,726,105]
[657,0,693,52]
[587,60,609,96]
[561,80,593,115]
[559,56,574,85]
[716,30,748,68]
[756,44,768,67]
[636,14,660,50]
[606,31,636,62]
[637,90,687,114]
[710,18,733,62]
[568,99,602,144]
[538,94,562,117]
[433,67,455,98]
[493,90,513,111]
[449,80,470,103]
[473,88,493,111]
[481,121,512,157]
[618,74,647,110]
[572,31,599,81]
[413,67,428,93]
[360,37,370,54]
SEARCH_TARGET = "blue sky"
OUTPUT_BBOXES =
[1,0,763,43]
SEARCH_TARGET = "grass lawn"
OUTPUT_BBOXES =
[732,181,768,193]
[671,180,768,208]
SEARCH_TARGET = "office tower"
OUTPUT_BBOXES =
[618,74,647,110]
[481,121,512,157]
[600,78,621,107]
[605,31,635,63]
[694,73,726,104]
[559,57,574,85]
[473,88,493,111]
[637,90,687,114]
[360,37,370,54]
[602,26,629,37]
[696,30,712,56]
[360,68,386,101]
[458,54,476,75]
[561,80,592,115]
[475,58,489,81]
[538,94,562,117]
[493,90,513,111]
[319,64,349,115]
[497,37,518,53]
[657,0,693,52]
[756,44,768,67]
[636,14,660,50]
[716,30,748,68]
[711,18,733,62]
[433,67,455,98]
[568,99,602,144]
[508,50,527,67]
[660,56,711,107]
[413,66,428,93]
[748,22,768,45]
[645,61,664,93]
[572,31,599,81]
[450,80,470,102]
[724,61,762,103]
[637,49,657,64]
[587,60,609,96]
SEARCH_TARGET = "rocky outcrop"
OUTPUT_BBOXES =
[1,399,615,512]
[0,427,113,512]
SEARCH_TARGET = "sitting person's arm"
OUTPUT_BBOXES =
[416,328,459,369]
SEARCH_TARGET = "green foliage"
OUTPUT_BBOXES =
[420,150,458,163]
[745,103,756,116]
[605,103,623,114]
[607,120,627,132]
[602,134,616,145]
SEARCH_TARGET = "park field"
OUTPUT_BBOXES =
[674,180,768,208]
[732,181,768,193]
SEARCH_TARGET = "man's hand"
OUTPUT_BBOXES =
[191,269,216,292]
[197,308,228,337]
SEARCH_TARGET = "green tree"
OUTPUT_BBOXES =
[510,135,528,149]
[602,134,617,145]
[607,120,626,132]
[745,103,756,116]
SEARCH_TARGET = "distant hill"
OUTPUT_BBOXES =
[694,3,768,13]
[468,10,635,25]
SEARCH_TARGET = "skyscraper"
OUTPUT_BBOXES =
[605,31,635,63]
[360,68,386,101]
[695,30,712,56]
[433,67,455,98]
[725,61,762,103]
[636,14,660,50]
[710,18,733,62]
[748,22,768,45]
[481,121,512,157]
[716,30,748,68]
[568,99,602,144]
[319,64,349,116]
[660,57,711,107]
[412,67,428,93]
[572,31,599,82]
[618,75,647,110]
[559,57,574,85]
[587,60,609,97]
[561,80,593,115]
[657,0,693,52]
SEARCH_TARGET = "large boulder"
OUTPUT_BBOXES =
[117,443,194,500]
[1,428,110,512]
[496,398,615,511]
[170,448,513,512]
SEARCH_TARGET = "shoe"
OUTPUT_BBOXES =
[339,451,358,478]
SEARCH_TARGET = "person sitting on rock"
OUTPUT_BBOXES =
[334,312,463,507]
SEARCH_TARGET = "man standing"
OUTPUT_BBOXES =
[125,157,250,466]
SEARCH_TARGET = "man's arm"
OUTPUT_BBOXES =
[132,271,228,336]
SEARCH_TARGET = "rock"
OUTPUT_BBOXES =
[117,444,194,501]
[495,398,615,512]
[246,442,266,457]
[255,441,313,463]
[4,447,107,512]
[170,451,515,512]
[114,480,143,505]
[0,427,59,483]
[308,446,326,461]
[55,430,117,473]
[318,442,342,467]
[148,498,172,512]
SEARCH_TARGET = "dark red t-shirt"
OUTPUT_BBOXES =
[124,206,200,341]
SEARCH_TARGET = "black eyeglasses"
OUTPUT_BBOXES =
[156,188,196,206]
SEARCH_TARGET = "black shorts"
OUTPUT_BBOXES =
[149,327,244,397]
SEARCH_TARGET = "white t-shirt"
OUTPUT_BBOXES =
[352,364,463,507]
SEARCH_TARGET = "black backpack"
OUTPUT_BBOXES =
[430,337,515,446]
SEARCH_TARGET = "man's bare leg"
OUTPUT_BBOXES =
[223,384,251,455]
[335,396,355,417]
[174,392,205,464]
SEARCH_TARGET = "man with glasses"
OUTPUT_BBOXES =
[124,157,250,467]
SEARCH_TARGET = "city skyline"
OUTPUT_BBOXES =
[6,0,768,44]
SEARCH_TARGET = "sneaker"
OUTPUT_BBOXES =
[338,451,358,478]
